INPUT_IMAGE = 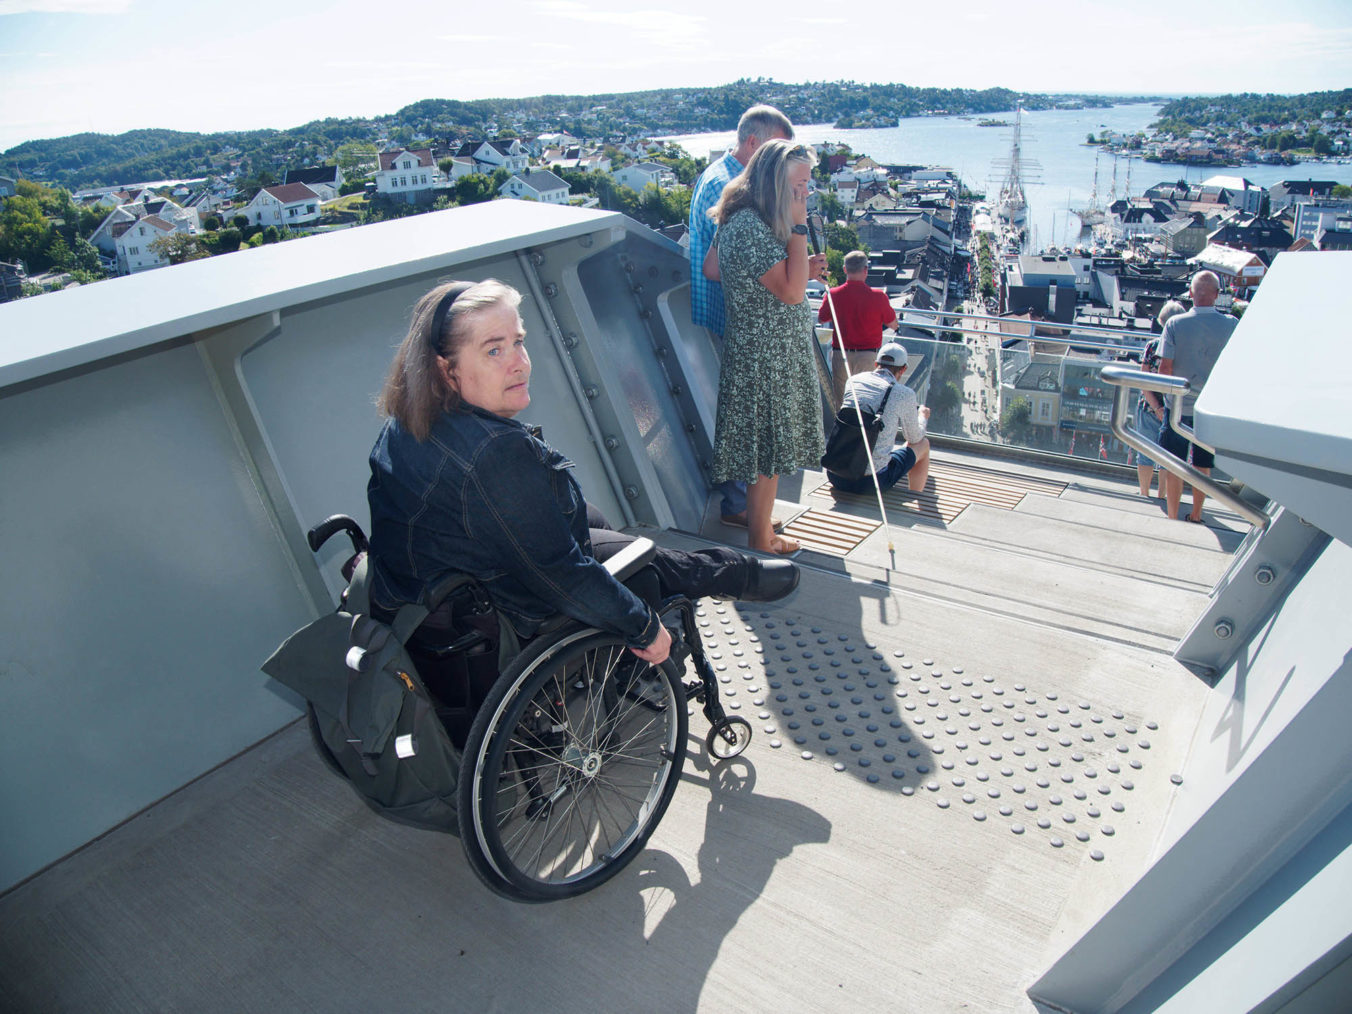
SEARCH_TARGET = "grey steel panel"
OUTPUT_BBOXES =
[0,344,312,889]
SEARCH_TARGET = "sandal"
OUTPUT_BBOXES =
[767,534,801,555]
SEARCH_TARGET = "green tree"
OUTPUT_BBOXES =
[334,141,378,178]
[455,173,495,205]
[1334,184,1352,199]
[1000,396,1035,444]
[68,236,102,273]
[0,193,53,270]
[818,191,845,223]
[148,231,210,264]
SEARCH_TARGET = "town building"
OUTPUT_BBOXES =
[497,169,570,204]
[241,183,322,228]
[374,149,443,201]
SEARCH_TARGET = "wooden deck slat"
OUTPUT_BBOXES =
[779,508,881,556]
[808,455,1070,537]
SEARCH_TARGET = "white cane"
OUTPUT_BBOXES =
[809,216,895,565]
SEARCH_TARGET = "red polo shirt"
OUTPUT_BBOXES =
[818,279,896,351]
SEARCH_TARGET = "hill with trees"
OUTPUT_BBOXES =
[2,79,1135,189]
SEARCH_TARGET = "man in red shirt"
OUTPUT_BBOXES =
[818,250,898,409]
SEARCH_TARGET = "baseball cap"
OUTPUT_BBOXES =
[876,342,907,368]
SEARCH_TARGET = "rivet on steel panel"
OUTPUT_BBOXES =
[1255,565,1276,585]
[543,282,558,298]
[1214,619,1234,639]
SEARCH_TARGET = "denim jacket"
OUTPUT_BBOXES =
[366,406,659,648]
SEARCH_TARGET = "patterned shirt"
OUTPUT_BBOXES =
[688,151,743,336]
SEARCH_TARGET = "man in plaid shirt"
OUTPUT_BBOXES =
[688,104,794,526]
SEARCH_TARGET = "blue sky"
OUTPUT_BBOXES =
[2,0,1350,151]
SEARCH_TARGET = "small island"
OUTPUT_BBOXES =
[977,118,1010,127]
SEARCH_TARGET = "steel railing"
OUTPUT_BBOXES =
[887,306,1157,353]
[1098,364,1269,530]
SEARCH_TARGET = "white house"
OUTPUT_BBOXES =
[455,139,528,175]
[612,161,676,193]
[498,169,570,204]
[445,157,478,180]
[374,149,442,198]
[89,196,199,272]
[283,165,344,201]
[242,183,322,228]
[114,215,177,274]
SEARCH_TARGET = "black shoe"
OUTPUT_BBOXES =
[740,559,800,602]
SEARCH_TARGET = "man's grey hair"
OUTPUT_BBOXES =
[737,105,794,145]
[844,250,870,275]
[1190,270,1221,300]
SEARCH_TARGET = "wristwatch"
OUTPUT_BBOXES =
[791,224,809,235]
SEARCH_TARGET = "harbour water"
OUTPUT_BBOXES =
[664,103,1352,251]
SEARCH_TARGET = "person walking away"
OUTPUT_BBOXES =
[687,104,794,529]
[1134,300,1185,499]
[818,250,898,410]
[824,342,931,495]
[702,139,828,554]
[1158,272,1238,523]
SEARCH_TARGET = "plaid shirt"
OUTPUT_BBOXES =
[688,152,743,337]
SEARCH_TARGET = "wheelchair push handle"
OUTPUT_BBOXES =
[307,514,370,555]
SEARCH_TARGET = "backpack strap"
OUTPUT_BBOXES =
[343,554,429,646]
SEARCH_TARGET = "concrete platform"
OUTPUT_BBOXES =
[0,450,1240,1013]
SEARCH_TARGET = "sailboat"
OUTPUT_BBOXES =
[992,103,1040,253]
[1074,151,1105,227]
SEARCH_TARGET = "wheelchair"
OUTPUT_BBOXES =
[306,515,753,902]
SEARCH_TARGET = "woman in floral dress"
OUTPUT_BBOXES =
[701,139,828,554]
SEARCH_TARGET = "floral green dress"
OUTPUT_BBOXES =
[711,208,825,483]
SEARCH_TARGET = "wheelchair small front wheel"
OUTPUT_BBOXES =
[459,627,687,902]
[706,716,753,760]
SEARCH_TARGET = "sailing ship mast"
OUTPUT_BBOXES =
[993,102,1040,253]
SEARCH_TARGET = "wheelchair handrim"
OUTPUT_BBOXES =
[468,629,682,891]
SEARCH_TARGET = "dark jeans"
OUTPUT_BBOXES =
[586,505,749,609]
[827,446,917,495]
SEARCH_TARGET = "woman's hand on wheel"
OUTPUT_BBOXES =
[631,623,672,665]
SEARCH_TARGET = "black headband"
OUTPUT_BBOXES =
[427,281,476,353]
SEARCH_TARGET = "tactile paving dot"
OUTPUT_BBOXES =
[689,616,1154,857]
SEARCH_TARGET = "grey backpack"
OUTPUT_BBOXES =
[261,557,463,833]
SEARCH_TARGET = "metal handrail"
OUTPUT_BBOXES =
[900,305,1155,344]
[1099,365,1268,530]
[871,307,1156,354]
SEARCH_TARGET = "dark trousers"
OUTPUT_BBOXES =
[586,504,749,608]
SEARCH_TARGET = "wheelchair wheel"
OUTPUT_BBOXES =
[706,716,753,760]
[458,626,687,902]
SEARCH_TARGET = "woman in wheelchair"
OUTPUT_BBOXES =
[365,278,799,666]
[349,278,798,900]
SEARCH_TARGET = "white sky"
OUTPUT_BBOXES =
[2,0,1350,152]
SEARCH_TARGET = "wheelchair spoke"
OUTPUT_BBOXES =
[464,626,690,898]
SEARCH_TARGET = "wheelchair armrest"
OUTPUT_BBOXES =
[603,537,657,582]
